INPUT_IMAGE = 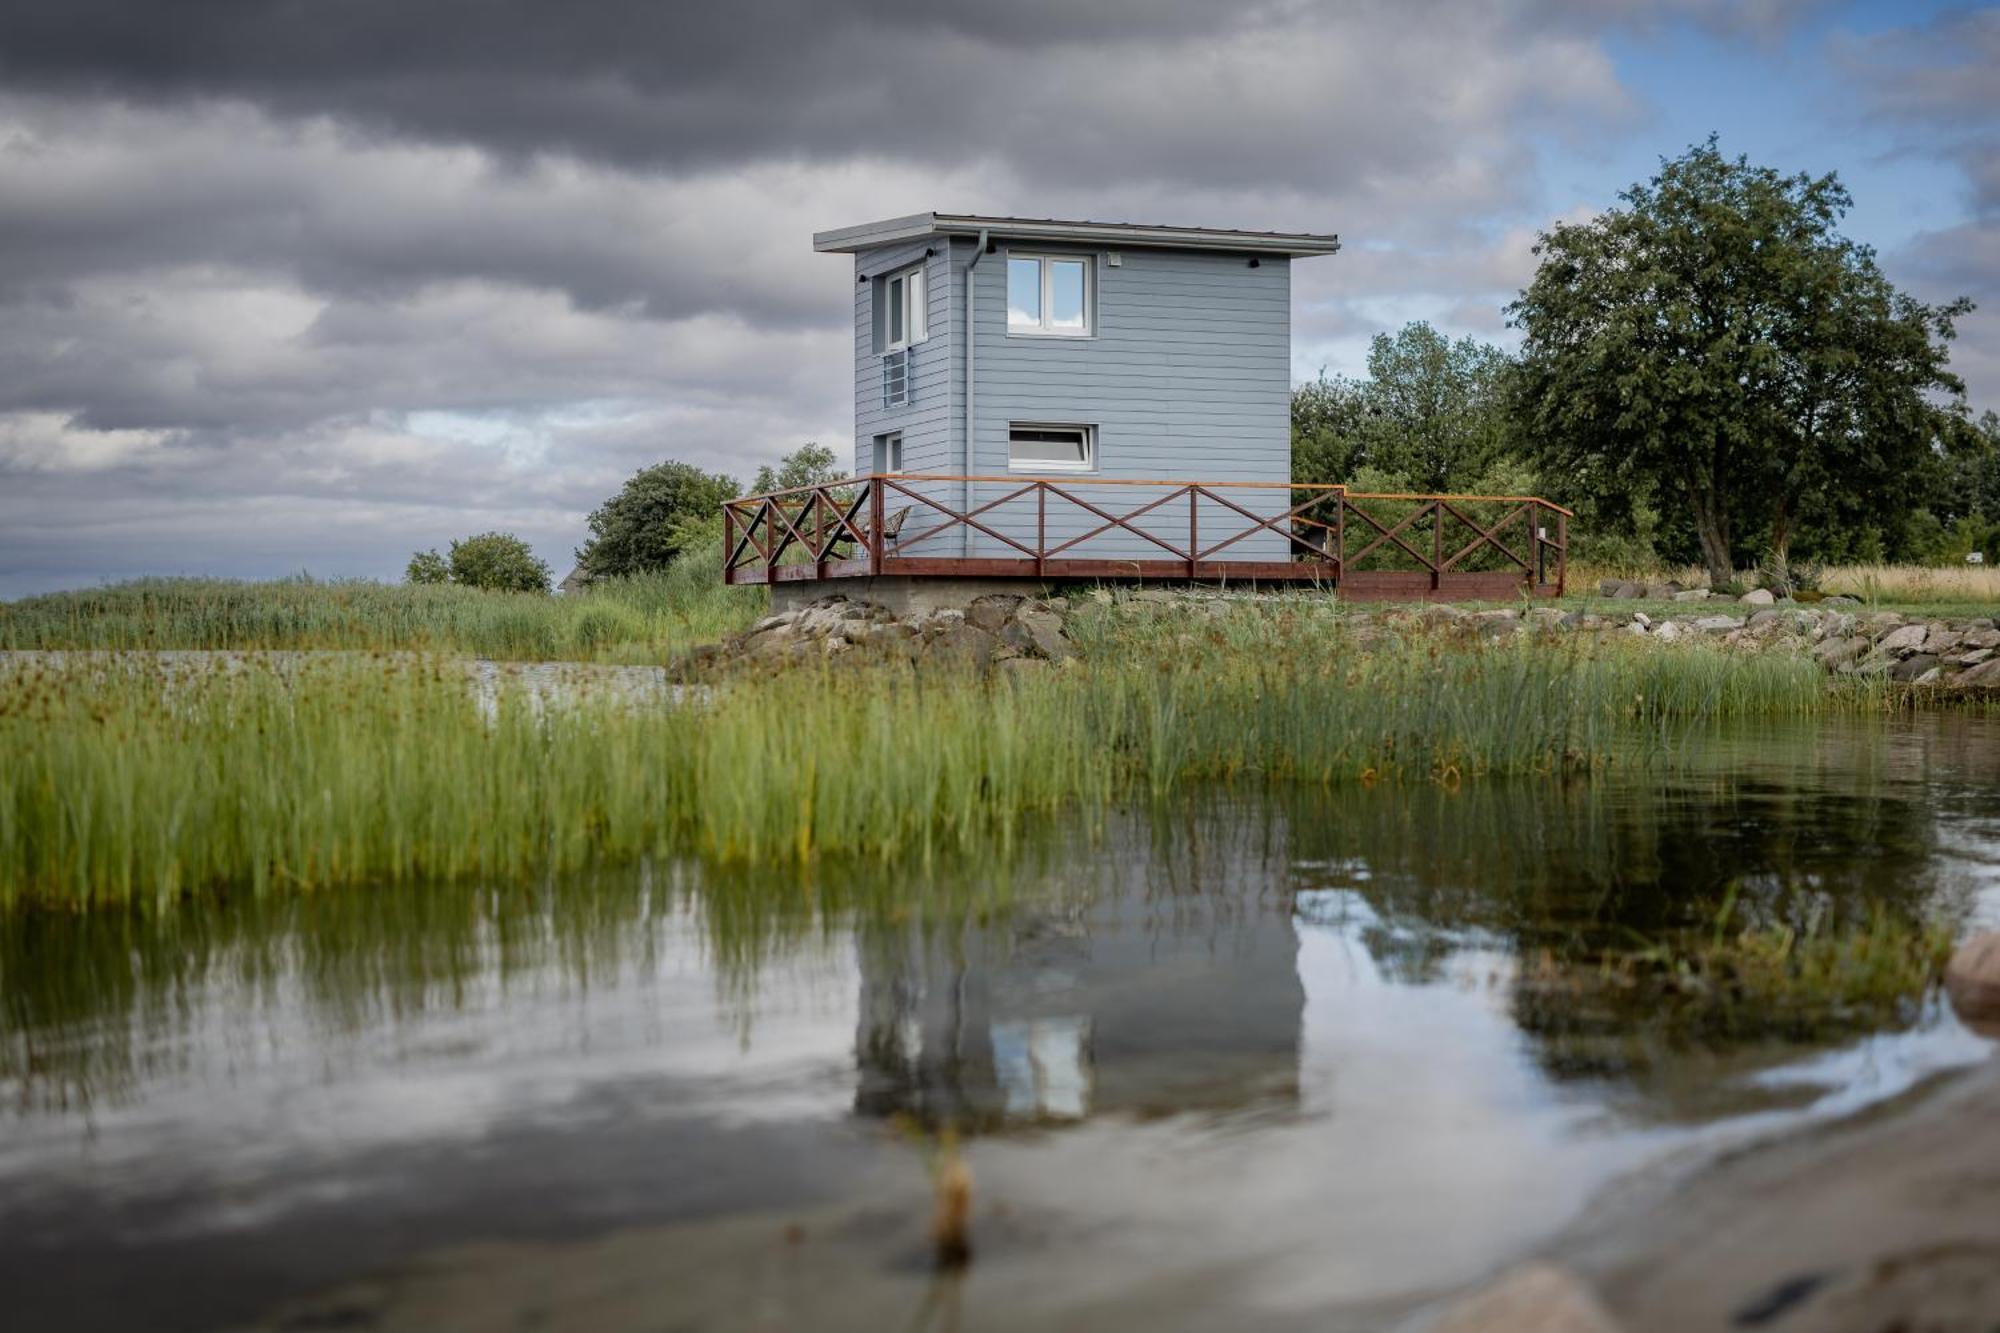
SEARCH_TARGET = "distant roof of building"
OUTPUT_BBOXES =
[812,212,1341,258]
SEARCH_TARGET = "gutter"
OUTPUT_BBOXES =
[963,228,987,555]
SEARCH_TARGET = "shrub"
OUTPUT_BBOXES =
[578,461,740,579]
[446,532,552,594]
[405,549,450,585]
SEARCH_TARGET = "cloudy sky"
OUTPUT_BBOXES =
[1,0,1993,597]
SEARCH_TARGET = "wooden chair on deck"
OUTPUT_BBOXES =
[1291,516,1336,561]
[832,505,911,557]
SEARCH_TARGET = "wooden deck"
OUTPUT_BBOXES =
[723,475,1569,601]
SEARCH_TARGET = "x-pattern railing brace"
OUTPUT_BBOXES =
[1437,500,1531,574]
[1041,484,1196,561]
[883,478,1043,559]
[1341,498,1438,571]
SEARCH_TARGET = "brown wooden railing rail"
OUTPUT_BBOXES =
[721,474,1569,600]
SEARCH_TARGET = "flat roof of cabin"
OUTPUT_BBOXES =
[812,212,1341,257]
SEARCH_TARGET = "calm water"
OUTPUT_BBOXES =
[3,715,1998,1332]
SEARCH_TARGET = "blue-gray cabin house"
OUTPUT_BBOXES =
[812,213,1341,563]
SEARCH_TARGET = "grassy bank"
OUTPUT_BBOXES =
[0,619,1877,909]
[1567,560,1999,618]
[0,546,764,662]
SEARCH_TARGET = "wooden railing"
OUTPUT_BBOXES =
[722,475,1568,600]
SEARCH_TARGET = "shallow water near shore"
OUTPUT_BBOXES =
[2,713,1997,1331]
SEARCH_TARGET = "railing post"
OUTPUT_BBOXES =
[1036,482,1047,577]
[723,504,735,584]
[1556,510,1568,596]
[1335,490,1345,587]
[1534,503,1546,589]
[1431,499,1443,595]
[869,476,884,576]
[1188,486,1198,581]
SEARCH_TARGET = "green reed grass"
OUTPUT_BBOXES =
[0,547,762,662]
[0,617,1876,909]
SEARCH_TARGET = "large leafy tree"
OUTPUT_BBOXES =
[1361,322,1513,492]
[1510,137,1972,584]
[577,461,740,578]
[1290,371,1371,486]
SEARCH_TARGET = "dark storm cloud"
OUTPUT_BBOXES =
[0,0,1674,191]
[0,0,1925,596]
[1836,8,2000,417]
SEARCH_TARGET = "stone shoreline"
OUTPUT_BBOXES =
[687,588,2000,694]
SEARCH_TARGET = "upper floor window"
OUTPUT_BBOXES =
[884,263,927,351]
[1007,254,1092,336]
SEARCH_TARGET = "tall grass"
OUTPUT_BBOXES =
[0,545,763,662]
[1819,562,2000,606]
[1567,560,1999,609]
[0,622,1868,909]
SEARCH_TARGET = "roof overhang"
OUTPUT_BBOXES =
[812,212,1340,258]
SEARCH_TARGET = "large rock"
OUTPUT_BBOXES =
[1642,581,1683,599]
[1874,623,1929,657]
[1812,635,1866,667]
[1945,933,2000,1037]
[1920,624,1963,656]
[1890,653,1941,682]
[1692,616,1739,633]
[1739,588,1776,606]
[922,623,1001,666]
[1412,1262,1621,1333]
[1014,604,1073,659]
[1653,620,1683,642]
[1963,627,2000,651]
[1672,588,1711,602]
[965,595,1022,634]
[1956,657,2000,688]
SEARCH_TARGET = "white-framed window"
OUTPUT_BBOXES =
[1008,423,1095,472]
[884,263,927,351]
[872,431,903,474]
[1006,254,1092,336]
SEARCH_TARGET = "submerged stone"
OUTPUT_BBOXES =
[1945,933,2000,1037]
[1417,1262,1622,1333]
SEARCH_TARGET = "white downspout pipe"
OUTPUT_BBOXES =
[963,229,987,556]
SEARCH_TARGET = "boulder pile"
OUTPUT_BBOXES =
[679,588,2000,695]
[685,593,1075,675]
[1452,600,1999,690]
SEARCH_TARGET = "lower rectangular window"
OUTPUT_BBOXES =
[1008,423,1095,472]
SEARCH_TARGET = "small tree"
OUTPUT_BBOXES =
[752,442,845,495]
[576,461,740,579]
[1510,137,1972,585]
[405,549,449,585]
[447,532,551,593]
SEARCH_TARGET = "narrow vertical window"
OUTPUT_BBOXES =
[883,263,928,352]
[1049,259,1086,331]
[873,432,903,474]
[1007,257,1042,330]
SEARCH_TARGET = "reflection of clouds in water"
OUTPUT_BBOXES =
[992,1016,1092,1121]
[0,902,864,1195]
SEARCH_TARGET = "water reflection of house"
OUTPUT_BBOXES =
[854,894,1304,1129]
